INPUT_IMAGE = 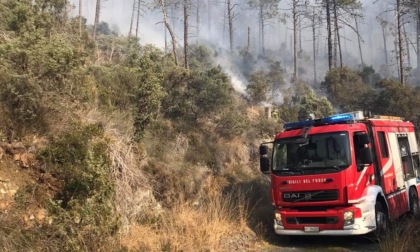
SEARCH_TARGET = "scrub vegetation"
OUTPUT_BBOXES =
[1,1,420,252]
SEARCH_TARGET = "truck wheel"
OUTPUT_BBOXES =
[409,188,419,217]
[373,201,388,239]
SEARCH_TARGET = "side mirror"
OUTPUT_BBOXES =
[356,133,370,145]
[260,145,269,155]
[260,156,270,174]
[358,147,373,172]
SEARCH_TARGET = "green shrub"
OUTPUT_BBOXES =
[37,124,119,251]
[0,74,47,136]
[163,66,233,122]
[322,67,372,111]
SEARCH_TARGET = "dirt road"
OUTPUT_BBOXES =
[261,234,379,251]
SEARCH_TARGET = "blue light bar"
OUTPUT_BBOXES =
[283,112,359,130]
[321,113,354,124]
[284,120,313,130]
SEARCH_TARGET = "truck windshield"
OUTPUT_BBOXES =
[272,132,351,175]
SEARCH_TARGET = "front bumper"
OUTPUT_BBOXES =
[274,221,374,235]
[273,205,376,236]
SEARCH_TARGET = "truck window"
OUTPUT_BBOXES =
[353,132,364,166]
[398,137,415,179]
[377,131,389,158]
[272,132,350,175]
[413,154,420,178]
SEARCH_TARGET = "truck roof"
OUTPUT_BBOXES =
[283,111,414,131]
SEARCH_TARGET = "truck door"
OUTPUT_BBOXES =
[387,133,409,218]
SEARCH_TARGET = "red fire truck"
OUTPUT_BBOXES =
[259,111,420,236]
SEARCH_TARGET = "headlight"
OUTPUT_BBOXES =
[343,211,354,221]
[274,212,283,226]
[343,210,354,226]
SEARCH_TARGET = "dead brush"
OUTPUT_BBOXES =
[159,176,251,251]
[121,176,254,252]
[378,217,420,252]
[77,108,160,230]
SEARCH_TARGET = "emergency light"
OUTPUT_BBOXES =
[284,111,365,130]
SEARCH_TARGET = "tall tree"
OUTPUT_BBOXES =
[380,19,388,70]
[196,0,201,43]
[355,16,364,67]
[325,0,333,69]
[184,0,189,69]
[292,0,299,81]
[324,0,362,69]
[306,5,322,84]
[227,0,238,52]
[92,0,101,39]
[403,23,411,68]
[79,0,82,37]
[248,0,280,55]
[397,0,405,85]
[129,0,136,39]
[159,0,179,66]
[333,0,342,67]
[400,0,420,76]
[136,0,142,38]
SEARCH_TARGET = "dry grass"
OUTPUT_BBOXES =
[121,176,257,252]
[76,108,160,230]
[379,217,420,252]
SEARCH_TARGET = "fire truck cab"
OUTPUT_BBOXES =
[259,111,420,236]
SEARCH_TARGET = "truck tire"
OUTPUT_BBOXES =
[409,188,419,217]
[373,201,388,239]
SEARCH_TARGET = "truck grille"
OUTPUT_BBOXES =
[282,190,339,202]
[286,216,338,224]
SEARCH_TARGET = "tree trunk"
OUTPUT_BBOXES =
[247,26,251,52]
[333,25,337,68]
[227,0,233,52]
[381,22,388,71]
[326,0,333,69]
[403,23,411,68]
[196,0,200,44]
[79,0,82,37]
[184,0,189,69]
[355,16,364,67]
[333,0,342,67]
[260,4,265,55]
[128,0,136,39]
[397,0,405,85]
[136,0,141,38]
[223,1,226,44]
[395,40,400,79]
[293,0,298,81]
[161,0,178,66]
[417,7,420,70]
[164,23,168,53]
[92,0,101,39]
[312,6,317,84]
[299,14,302,52]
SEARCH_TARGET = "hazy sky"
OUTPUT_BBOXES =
[68,0,417,86]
